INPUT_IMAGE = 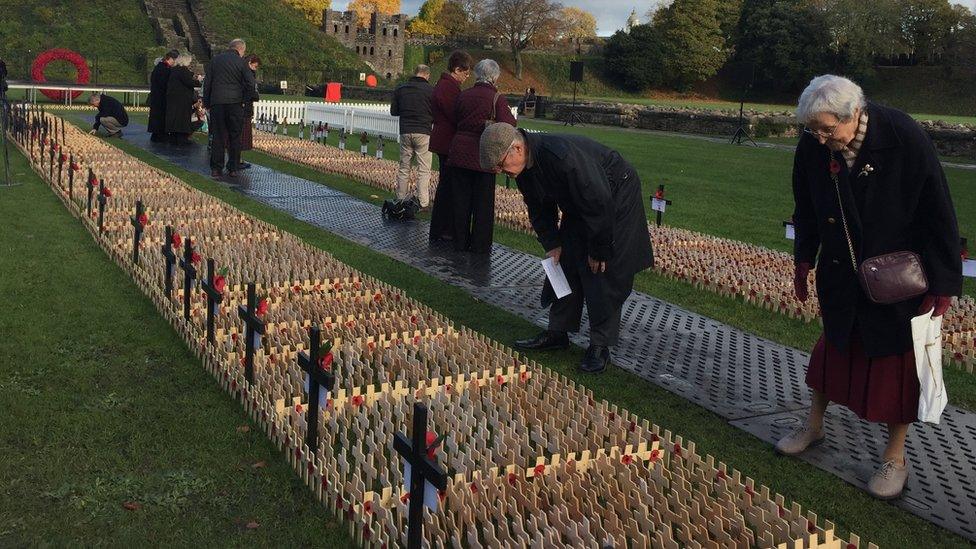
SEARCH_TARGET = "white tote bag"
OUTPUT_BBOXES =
[911,311,947,424]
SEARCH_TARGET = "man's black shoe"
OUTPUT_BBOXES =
[226,170,240,178]
[579,345,610,373]
[239,162,252,169]
[514,330,569,351]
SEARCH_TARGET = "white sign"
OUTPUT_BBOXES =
[542,257,572,299]
[651,197,667,213]
[376,150,383,160]
[280,80,288,90]
[359,73,367,82]
[402,459,439,511]
[303,374,330,405]
[360,145,368,154]
[963,259,976,278]
[784,223,795,240]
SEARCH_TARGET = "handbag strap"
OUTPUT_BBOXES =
[489,92,501,123]
[830,155,859,273]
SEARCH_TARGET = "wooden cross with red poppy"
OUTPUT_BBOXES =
[178,236,199,321]
[161,226,178,299]
[129,201,146,264]
[297,325,336,451]
[96,178,109,234]
[237,282,267,384]
[200,259,226,346]
[393,402,448,549]
[650,184,672,227]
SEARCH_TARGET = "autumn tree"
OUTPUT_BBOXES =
[482,0,563,79]
[347,0,402,28]
[408,0,446,34]
[558,6,597,42]
[283,0,331,25]
[437,1,472,35]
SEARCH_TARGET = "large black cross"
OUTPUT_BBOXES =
[130,200,145,264]
[67,154,75,199]
[86,168,95,216]
[297,325,336,451]
[650,184,673,228]
[237,282,266,383]
[48,138,55,181]
[96,179,107,234]
[60,115,65,145]
[393,402,448,549]
[200,259,224,346]
[161,226,177,299]
[298,119,305,140]
[178,236,197,321]
[57,147,65,188]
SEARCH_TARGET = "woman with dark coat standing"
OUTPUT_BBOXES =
[164,53,198,145]
[777,75,962,500]
[428,50,472,242]
[240,55,260,154]
[447,58,516,253]
[148,50,178,142]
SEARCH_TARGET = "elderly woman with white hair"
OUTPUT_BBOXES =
[446,58,517,253]
[164,52,200,145]
[777,74,962,499]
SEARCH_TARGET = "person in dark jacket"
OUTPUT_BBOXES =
[428,50,472,242]
[239,55,260,158]
[165,53,199,145]
[480,123,654,373]
[391,64,434,208]
[447,59,516,253]
[776,75,962,500]
[202,38,257,178]
[88,93,128,137]
[148,49,179,142]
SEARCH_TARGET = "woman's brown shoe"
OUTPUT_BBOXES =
[867,458,909,500]
[774,425,825,456]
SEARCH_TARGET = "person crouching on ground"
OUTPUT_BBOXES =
[777,74,962,500]
[88,93,128,137]
[480,123,653,373]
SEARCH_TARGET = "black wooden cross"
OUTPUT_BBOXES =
[338,128,346,150]
[48,138,55,181]
[60,115,65,144]
[67,154,75,199]
[650,184,673,227]
[297,325,336,450]
[200,259,225,346]
[161,226,177,299]
[393,402,448,549]
[272,114,279,134]
[178,236,198,321]
[57,147,65,188]
[237,282,266,383]
[86,168,95,216]
[299,119,305,140]
[96,179,107,234]
[323,122,329,143]
[130,201,145,263]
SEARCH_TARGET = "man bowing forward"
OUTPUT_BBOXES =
[480,123,653,373]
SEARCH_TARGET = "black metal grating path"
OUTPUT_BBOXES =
[117,124,976,541]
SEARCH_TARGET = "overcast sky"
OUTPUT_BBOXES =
[333,0,976,36]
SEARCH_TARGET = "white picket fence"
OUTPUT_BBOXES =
[253,99,519,142]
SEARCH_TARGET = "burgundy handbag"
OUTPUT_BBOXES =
[831,165,929,304]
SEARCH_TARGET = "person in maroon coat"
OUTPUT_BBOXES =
[428,50,473,242]
[447,59,516,253]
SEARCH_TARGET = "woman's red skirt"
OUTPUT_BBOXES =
[806,331,919,424]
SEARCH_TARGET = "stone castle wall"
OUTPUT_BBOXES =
[322,10,405,80]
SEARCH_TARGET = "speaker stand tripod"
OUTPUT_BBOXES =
[729,99,756,146]
[563,81,584,127]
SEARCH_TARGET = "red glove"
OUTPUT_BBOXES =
[918,295,953,317]
[794,262,812,302]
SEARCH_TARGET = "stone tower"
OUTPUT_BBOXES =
[322,10,406,80]
[626,9,640,32]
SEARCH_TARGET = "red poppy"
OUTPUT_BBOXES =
[137,213,148,227]
[410,315,417,324]
[621,454,634,465]
[829,159,841,175]
[400,492,409,504]
[413,335,421,345]
[444,383,453,392]
[496,374,505,385]
[777,505,785,518]
[191,251,201,264]
[373,292,382,302]
[319,352,334,371]
[171,233,182,248]
[59,153,67,163]
[333,282,342,291]
[353,281,362,290]
[426,431,438,459]
[533,464,545,476]
[807,520,816,533]
[519,371,528,381]
[363,501,373,514]
[256,298,269,317]
[608,412,615,421]
[293,284,302,293]
[352,395,365,407]
[367,341,375,351]
[649,449,660,462]
[295,404,304,413]
[673,442,682,457]
[213,275,226,294]
[101,186,112,197]
[72,162,81,171]
[469,482,478,493]
[628,421,636,432]
[654,189,664,200]
[507,472,517,485]
[231,333,238,342]
[438,490,446,502]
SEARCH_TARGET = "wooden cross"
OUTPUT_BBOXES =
[86,168,95,216]
[161,226,177,299]
[237,282,266,383]
[297,325,336,450]
[393,402,448,549]
[650,184,672,227]
[96,179,107,234]
[130,200,145,264]
[67,153,74,199]
[57,147,64,188]
[200,259,224,345]
[48,137,55,181]
[272,114,279,134]
[178,236,197,321]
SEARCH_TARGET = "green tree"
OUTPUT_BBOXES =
[282,0,331,26]
[944,4,976,82]
[898,0,959,60]
[602,24,664,92]
[436,1,471,35]
[733,0,832,93]
[408,0,447,35]
[655,0,729,90]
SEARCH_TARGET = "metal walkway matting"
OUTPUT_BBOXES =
[117,123,976,541]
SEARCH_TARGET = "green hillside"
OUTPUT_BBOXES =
[0,0,367,87]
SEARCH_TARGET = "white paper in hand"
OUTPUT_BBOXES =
[912,312,947,424]
[542,257,572,299]
[784,223,795,240]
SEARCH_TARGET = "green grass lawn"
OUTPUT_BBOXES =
[35,121,974,547]
[0,151,351,546]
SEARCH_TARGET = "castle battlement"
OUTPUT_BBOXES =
[322,9,405,80]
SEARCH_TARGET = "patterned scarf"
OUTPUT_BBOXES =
[841,110,869,169]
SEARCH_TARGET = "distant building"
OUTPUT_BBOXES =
[322,10,406,80]
[626,9,640,32]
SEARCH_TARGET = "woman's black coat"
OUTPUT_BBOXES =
[147,61,170,134]
[793,102,962,357]
[164,66,197,135]
[515,130,654,325]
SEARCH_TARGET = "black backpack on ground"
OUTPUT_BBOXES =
[382,196,420,221]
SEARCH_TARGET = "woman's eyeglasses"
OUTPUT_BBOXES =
[803,124,839,139]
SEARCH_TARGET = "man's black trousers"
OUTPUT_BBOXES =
[209,103,245,172]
